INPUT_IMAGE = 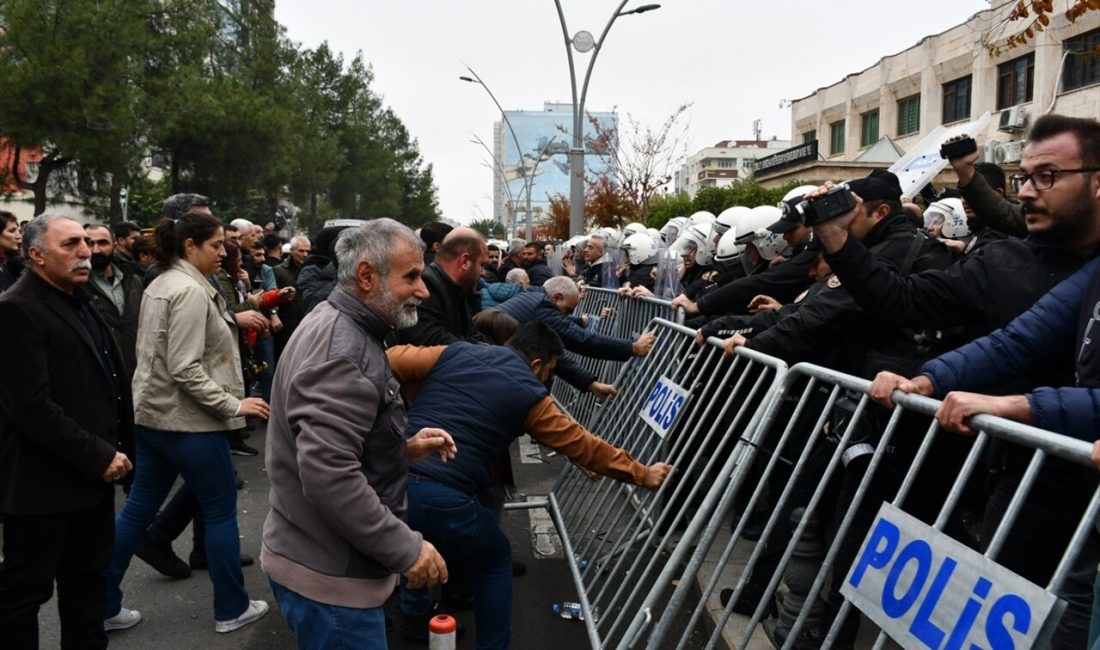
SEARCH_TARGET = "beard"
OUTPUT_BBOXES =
[90,252,112,271]
[371,282,421,330]
[1024,182,1096,246]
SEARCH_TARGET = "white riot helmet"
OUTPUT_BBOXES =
[714,228,745,265]
[686,210,716,227]
[735,206,787,261]
[622,222,647,238]
[714,206,751,237]
[621,232,659,265]
[673,221,715,265]
[781,184,821,204]
[660,216,687,244]
[647,227,662,243]
[924,198,965,231]
[597,226,622,248]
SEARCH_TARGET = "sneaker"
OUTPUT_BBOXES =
[215,599,269,633]
[104,607,142,631]
[229,441,259,456]
[135,539,191,579]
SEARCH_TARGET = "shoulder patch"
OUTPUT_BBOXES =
[701,271,718,282]
[793,289,810,303]
[826,276,842,289]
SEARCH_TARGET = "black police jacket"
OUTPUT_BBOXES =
[695,247,815,316]
[745,213,956,375]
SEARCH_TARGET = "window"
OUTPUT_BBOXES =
[997,53,1034,109]
[1064,28,1100,92]
[717,159,736,169]
[897,94,921,136]
[803,130,817,144]
[860,110,879,147]
[829,120,845,156]
[942,76,972,124]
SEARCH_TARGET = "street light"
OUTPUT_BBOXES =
[553,1,660,237]
[469,133,520,238]
[459,69,534,239]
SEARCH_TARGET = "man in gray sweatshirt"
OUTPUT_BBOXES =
[261,219,456,649]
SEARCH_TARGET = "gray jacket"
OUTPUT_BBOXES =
[261,286,421,608]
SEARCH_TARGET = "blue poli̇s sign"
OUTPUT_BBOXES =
[841,504,1062,650]
[639,376,689,439]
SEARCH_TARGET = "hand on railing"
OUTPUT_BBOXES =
[721,334,747,358]
[935,392,1032,436]
[642,462,674,489]
[694,330,706,347]
[629,285,654,299]
[587,381,618,400]
[868,371,934,408]
[747,294,781,314]
[670,294,699,316]
[632,331,657,357]
[1091,440,1100,469]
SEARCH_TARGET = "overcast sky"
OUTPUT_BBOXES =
[274,0,991,224]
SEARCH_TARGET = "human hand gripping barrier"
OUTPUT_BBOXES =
[541,321,1100,649]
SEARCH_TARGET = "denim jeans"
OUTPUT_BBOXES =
[105,425,249,621]
[401,476,512,650]
[270,579,388,650]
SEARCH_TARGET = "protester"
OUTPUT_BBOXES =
[111,221,142,275]
[521,242,553,287]
[397,227,488,346]
[298,225,349,313]
[105,210,271,634]
[0,210,24,292]
[481,267,529,310]
[0,213,135,648]
[83,223,144,379]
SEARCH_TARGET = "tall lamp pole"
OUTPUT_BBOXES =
[552,1,660,237]
[460,68,535,240]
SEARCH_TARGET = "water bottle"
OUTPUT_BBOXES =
[428,614,456,650]
[552,601,585,621]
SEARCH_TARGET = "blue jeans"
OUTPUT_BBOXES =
[270,579,387,650]
[105,426,249,621]
[401,476,512,650]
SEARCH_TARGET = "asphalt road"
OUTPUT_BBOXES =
[27,429,589,649]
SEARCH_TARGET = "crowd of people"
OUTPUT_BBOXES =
[0,111,1097,650]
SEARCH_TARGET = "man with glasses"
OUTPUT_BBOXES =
[813,113,1100,649]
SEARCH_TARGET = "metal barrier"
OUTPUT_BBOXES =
[628,358,1100,650]
[550,287,685,429]
[545,318,789,649]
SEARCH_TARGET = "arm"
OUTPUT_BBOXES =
[0,303,117,479]
[547,308,633,360]
[920,258,1099,395]
[553,354,598,391]
[695,251,813,316]
[287,357,423,572]
[745,285,859,364]
[525,396,648,485]
[385,345,447,393]
[260,264,278,291]
[957,168,1027,238]
[165,290,241,418]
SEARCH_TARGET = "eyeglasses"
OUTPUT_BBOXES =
[1010,168,1100,192]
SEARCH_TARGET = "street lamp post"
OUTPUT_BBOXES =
[552,1,660,237]
[470,133,520,237]
[460,69,535,240]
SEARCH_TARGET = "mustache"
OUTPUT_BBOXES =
[72,259,92,272]
[403,299,422,308]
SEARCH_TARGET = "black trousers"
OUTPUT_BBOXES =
[145,483,204,556]
[0,497,114,650]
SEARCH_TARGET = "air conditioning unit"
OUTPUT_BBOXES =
[979,140,1000,164]
[997,105,1028,133]
[994,140,1025,165]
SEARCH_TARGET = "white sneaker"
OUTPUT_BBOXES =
[104,607,142,631]
[215,599,269,633]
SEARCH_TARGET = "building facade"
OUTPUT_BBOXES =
[674,139,791,198]
[492,102,617,235]
[756,0,1100,188]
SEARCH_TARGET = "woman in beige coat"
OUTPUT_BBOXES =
[103,210,271,634]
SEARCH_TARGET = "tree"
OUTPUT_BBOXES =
[646,191,695,228]
[469,218,505,239]
[985,0,1100,55]
[586,103,691,222]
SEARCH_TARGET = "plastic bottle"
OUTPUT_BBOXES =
[552,601,585,621]
[429,614,456,650]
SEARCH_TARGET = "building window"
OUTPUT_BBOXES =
[997,53,1034,109]
[717,159,736,169]
[860,110,879,147]
[829,120,845,156]
[942,76,972,124]
[803,130,816,144]
[1064,28,1100,92]
[896,94,921,136]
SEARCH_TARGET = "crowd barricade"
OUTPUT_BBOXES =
[550,287,685,429]
[544,318,789,649]
[621,355,1100,650]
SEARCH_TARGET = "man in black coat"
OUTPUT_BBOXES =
[0,213,136,648]
[83,223,143,379]
[397,227,488,346]
[521,242,554,287]
[273,234,310,357]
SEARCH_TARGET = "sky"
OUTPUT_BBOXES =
[274,0,993,225]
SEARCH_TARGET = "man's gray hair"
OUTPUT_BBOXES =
[23,212,76,260]
[335,218,424,289]
[230,218,254,232]
[507,237,527,256]
[289,234,310,249]
[162,193,210,220]
[505,268,529,285]
[543,275,579,298]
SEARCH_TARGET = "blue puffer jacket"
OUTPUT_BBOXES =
[480,282,523,310]
[921,255,1100,441]
[406,342,548,495]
